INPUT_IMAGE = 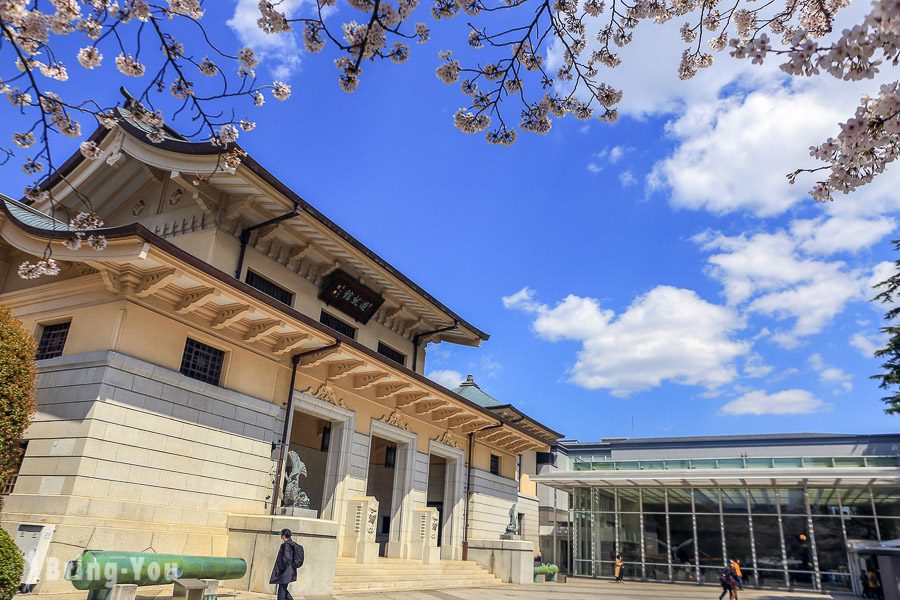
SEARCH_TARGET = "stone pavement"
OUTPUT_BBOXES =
[226,580,855,600]
[21,580,857,600]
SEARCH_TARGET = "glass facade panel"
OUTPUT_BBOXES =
[574,487,591,510]
[642,513,668,564]
[593,512,616,561]
[567,483,898,590]
[866,457,898,467]
[812,517,847,572]
[845,517,879,541]
[667,460,690,470]
[692,459,717,469]
[757,569,786,588]
[574,511,592,566]
[641,460,665,470]
[774,457,803,468]
[820,574,852,592]
[841,487,875,515]
[782,516,814,572]
[808,487,842,515]
[779,489,807,514]
[789,570,816,589]
[696,514,723,566]
[747,458,773,469]
[873,488,900,516]
[749,489,779,513]
[694,488,720,512]
[720,489,748,513]
[669,514,696,566]
[616,461,639,470]
[645,563,669,581]
[722,515,753,571]
[641,488,666,513]
[879,517,900,540]
[667,488,692,513]
[833,457,865,468]
[804,457,834,468]
[718,458,744,469]
[753,516,784,571]
[617,488,641,513]
[592,488,615,512]
[618,513,641,561]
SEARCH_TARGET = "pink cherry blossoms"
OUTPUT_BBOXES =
[1,0,897,280]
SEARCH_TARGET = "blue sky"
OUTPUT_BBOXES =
[2,1,897,441]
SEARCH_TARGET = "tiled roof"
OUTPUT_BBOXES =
[452,374,502,408]
[1,195,71,231]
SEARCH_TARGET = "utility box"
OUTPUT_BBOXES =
[14,523,56,593]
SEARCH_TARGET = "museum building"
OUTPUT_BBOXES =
[533,433,900,595]
[0,110,562,595]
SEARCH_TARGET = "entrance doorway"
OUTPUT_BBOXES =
[287,414,332,516]
[428,439,465,560]
[367,436,397,557]
[427,455,447,547]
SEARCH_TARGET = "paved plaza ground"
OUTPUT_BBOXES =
[20,579,858,600]
[177,581,856,600]
[290,581,855,600]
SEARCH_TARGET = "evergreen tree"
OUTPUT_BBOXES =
[0,305,36,504]
[874,240,900,413]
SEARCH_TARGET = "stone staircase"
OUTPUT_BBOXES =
[331,557,505,594]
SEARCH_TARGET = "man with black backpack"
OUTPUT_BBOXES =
[269,528,305,600]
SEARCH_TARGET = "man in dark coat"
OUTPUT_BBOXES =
[270,529,303,600]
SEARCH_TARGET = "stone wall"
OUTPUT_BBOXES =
[1,350,278,593]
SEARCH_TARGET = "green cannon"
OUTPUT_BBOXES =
[66,551,246,600]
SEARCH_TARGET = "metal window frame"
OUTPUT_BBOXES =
[179,337,226,385]
[36,321,70,360]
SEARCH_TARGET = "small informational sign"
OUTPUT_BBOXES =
[319,270,384,324]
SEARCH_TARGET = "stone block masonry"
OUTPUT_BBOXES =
[0,350,282,594]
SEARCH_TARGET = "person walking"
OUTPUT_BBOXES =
[269,529,304,600]
[614,554,624,583]
[719,568,737,600]
[729,559,744,590]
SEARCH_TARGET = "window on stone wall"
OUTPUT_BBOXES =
[2,441,27,495]
[180,338,226,385]
[36,321,70,360]
[245,270,294,306]
[490,454,500,476]
[319,311,357,339]
[377,342,406,367]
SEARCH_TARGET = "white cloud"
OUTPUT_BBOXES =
[503,286,748,396]
[648,86,846,217]
[227,0,305,79]
[426,369,464,390]
[619,170,636,187]
[743,352,774,378]
[695,229,870,346]
[587,162,602,174]
[808,353,853,394]
[607,145,628,164]
[721,389,826,416]
[851,332,884,358]
[791,215,896,256]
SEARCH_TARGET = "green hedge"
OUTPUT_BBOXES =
[534,563,560,581]
[0,528,23,600]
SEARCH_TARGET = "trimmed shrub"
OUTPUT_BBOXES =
[0,305,36,504]
[0,527,23,600]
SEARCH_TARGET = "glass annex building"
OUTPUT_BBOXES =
[533,433,900,594]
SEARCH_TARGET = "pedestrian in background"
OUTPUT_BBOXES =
[729,559,744,590]
[270,529,304,600]
[614,554,624,583]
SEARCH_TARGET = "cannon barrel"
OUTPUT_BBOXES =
[65,551,247,590]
